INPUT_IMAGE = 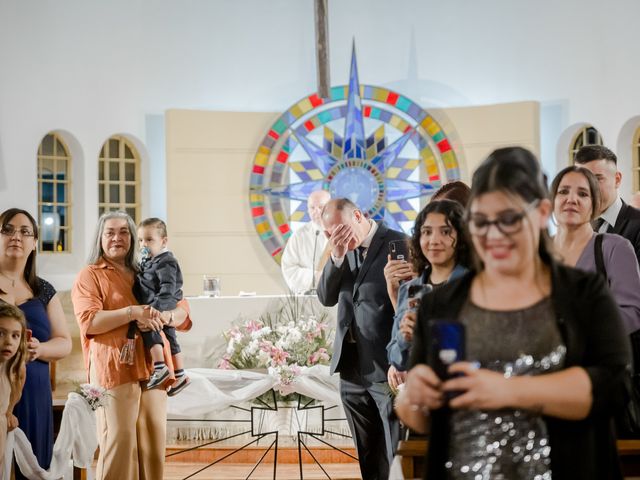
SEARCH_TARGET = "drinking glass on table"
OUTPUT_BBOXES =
[203,275,221,297]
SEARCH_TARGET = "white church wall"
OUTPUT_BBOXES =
[0,0,639,288]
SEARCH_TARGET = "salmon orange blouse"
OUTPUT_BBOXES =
[71,258,191,390]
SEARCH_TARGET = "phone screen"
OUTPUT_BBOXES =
[388,240,409,261]
[428,320,465,382]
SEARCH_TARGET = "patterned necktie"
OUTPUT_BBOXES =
[591,217,606,233]
[354,246,366,274]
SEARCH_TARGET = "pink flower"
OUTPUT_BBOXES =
[270,347,290,366]
[308,348,330,364]
[229,327,243,341]
[245,319,262,333]
[277,384,293,395]
[217,355,232,369]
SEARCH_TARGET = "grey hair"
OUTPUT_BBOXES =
[88,211,139,269]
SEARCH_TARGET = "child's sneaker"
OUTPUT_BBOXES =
[147,365,170,389]
[168,375,191,397]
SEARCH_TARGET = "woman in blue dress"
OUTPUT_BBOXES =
[0,208,71,478]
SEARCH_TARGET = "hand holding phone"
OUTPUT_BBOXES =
[428,320,465,399]
[388,239,409,261]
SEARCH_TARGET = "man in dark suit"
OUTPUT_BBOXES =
[575,145,640,264]
[317,198,406,480]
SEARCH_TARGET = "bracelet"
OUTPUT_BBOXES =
[127,306,133,322]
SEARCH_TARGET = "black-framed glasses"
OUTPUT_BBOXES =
[0,225,35,238]
[467,201,539,237]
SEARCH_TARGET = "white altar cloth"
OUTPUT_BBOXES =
[167,365,341,417]
[165,365,350,444]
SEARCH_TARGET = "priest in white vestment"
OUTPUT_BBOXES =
[281,190,331,293]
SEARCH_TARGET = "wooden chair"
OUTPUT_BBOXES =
[397,438,640,478]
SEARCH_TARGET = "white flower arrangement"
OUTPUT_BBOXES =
[218,296,334,396]
[74,383,110,411]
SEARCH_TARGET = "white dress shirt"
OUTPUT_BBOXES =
[281,222,328,293]
[596,196,623,233]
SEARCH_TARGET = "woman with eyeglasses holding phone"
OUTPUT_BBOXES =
[395,148,630,479]
[0,208,71,478]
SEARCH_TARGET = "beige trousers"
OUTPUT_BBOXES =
[90,357,167,480]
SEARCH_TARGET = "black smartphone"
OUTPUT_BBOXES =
[428,320,465,384]
[388,239,409,261]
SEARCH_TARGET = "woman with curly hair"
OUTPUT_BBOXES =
[385,199,470,389]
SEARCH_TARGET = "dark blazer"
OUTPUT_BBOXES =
[410,263,630,480]
[609,200,640,265]
[134,250,183,311]
[317,222,407,384]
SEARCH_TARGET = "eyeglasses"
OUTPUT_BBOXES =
[0,225,35,238]
[467,201,539,237]
[102,230,131,239]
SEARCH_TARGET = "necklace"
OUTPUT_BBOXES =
[0,271,19,287]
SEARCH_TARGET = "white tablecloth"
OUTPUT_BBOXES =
[165,366,350,444]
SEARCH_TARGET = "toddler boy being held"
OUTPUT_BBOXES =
[133,218,190,396]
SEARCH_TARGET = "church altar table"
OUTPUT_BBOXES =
[167,295,344,444]
[165,366,351,447]
[179,294,337,369]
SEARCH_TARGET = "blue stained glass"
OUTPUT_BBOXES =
[329,167,378,212]
[265,180,324,201]
[294,133,335,175]
[396,96,412,112]
[318,111,333,124]
[383,209,402,231]
[378,110,392,123]
[385,180,435,201]
[371,131,412,172]
[330,86,345,101]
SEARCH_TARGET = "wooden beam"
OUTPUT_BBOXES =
[314,0,330,98]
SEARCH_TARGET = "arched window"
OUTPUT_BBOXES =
[633,127,640,193]
[37,132,71,252]
[98,136,141,222]
[569,125,604,162]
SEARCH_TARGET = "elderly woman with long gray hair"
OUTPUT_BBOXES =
[71,211,191,480]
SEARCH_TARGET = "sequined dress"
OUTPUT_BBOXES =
[445,297,565,480]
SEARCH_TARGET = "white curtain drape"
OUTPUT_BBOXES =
[167,365,341,417]
[3,393,96,480]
